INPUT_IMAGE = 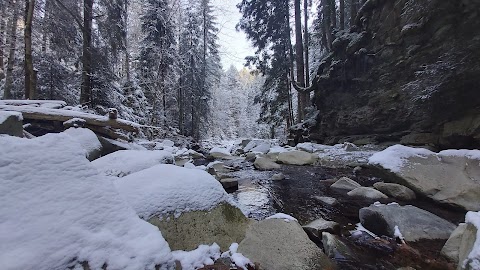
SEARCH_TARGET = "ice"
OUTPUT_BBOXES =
[266,213,298,222]
[114,164,231,219]
[92,150,174,177]
[0,133,173,270]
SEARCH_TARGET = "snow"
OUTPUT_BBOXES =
[265,213,298,222]
[369,145,480,173]
[394,225,405,243]
[302,142,381,166]
[296,142,331,153]
[63,117,86,127]
[221,243,253,270]
[0,133,173,270]
[352,223,378,238]
[0,99,67,108]
[210,146,232,156]
[465,211,480,269]
[250,143,271,154]
[172,243,220,270]
[63,128,102,159]
[114,164,231,219]
[268,145,289,154]
[92,150,174,177]
[0,110,23,123]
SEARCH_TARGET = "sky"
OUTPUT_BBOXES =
[212,0,254,70]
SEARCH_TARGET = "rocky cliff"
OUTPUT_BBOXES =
[298,0,480,149]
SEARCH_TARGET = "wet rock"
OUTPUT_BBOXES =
[359,204,456,241]
[277,150,317,165]
[149,203,250,251]
[458,223,478,270]
[303,218,340,241]
[347,187,388,200]
[370,145,480,211]
[254,157,281,170]
[0,111,23,137]
[237,219,334,270]
[322,232,356,261]
[441,223,467,264]
[373,182,416,201]
[271,173,286,181]
[313,196,338,206]
[220,178,239,192]
[330,177,362,191]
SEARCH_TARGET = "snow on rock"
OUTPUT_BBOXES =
[63,127,102,161]
[114,164,230,219]
[368,144,433,172]
[266,213,298,223]
[0,110,23,123]
[0,111,24,137]
[221,243,253,270]
[316,143,380,167]
[209,147,232,159]
[465,211,480,269]
[92,150,174,177]
[172,243,220,270]
[0,133,173,270]
[296,142,331,153]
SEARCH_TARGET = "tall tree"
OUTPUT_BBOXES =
[4,0,19,99]
[340,0,345,30]
[80,0,93,106]
[0,0,6,77]
[294,0,306,122]
[304,0,311,106]
[24,0,36,99]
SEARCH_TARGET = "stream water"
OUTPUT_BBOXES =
[219,159,465,270]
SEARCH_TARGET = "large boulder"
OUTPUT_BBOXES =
[237,219,334,270]
[149,203,250,251]
[359,203,456,241]
[373,182,416,201]
[347,187,388,200]
[0,111,23,137]
[209,147,232,159]
[369,145,480,211]
[441,223,467,264]
[63,127,102,161]
[277,150,317,165]
[330,177,361,191]
[254,157,281,170]
[458,212,480,270]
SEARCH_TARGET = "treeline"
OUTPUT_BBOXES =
[0,0,222,139]
[239,0,367,136]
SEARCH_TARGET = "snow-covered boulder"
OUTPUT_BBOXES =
[209,147,232,159]
[98,136,147,156]
[347,187,388,200]
[0,111,23,137]
[369,145,480,211]
[266,146,289,161]
[296,142,331,153]
[92,150,173,177]
[330,177,361,191]
[237,218,333,270]
[63,127,102,161]
[373,182,416,201]
[115,164,249,251]
[359,203,456,241]
[250,142,271,154]
[0,133,173,270]
[277,150,317,165]
[254,157,281,170]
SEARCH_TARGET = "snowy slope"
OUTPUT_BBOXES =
[0,134,173,270]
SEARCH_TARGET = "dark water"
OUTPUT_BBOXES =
[227,161,465,270]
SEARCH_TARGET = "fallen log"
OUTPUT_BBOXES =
[0,105,139,132]
[0,100,67,109]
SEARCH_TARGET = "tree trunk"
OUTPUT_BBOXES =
[322,0,333,51]
[294,0,306,122]
[24,0,36,100]
[303,0,310,107]
[81,0,93,106]
[0,1,6,74]
[350,0,358,27]
[330,0,336,30]
[41,0,51,53]
[4,0,19,99]
[340,0,345,30]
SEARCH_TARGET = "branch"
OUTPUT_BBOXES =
[52,0,84,31]
[289,74,317,93]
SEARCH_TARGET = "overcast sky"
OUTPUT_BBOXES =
[212,0,254,70]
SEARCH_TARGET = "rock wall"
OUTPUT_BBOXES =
[300,0,480,149]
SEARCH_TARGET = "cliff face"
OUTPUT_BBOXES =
[301,0,480,149]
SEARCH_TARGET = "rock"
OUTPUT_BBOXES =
[0,111,23,137]
[313,196,338,206]
[277,150,317,165]
[458,223,477,270]
[373,182,416,201]
[271,173,286,180]
[209,147,232,159]
[237,219,334,270]
[266,146,288,161]
[370,145,480,211]
[175,157,190,167]
[349,230,397,255]
[359,204,456,241]
[254,157,281,170]
[330,177,362,191]
[149,203,250,251]
[322,232,356,261]
[343,142,359,151]
[97,136,146,156]
[244,152,257,162]
[250,143,271,154]
[441,223,467,264]
[347,187,388,200]
[63,128,102,161]
[303,218,340,241]
[209,161,233,174]
[220,178,239,191]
